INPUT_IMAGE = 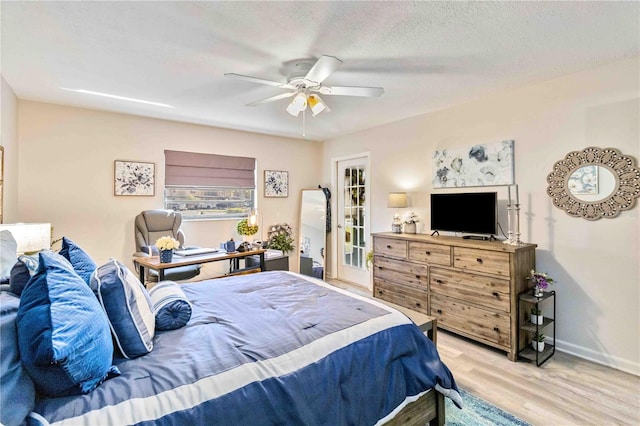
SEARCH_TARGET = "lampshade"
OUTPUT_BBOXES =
[286,92,308,117]
[248,209,259,227]
[308,95,328,116]
[247,209,262,240]
[0,223,51,253]
[387,192,407,208]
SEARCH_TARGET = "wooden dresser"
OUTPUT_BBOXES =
[372,232,536,361]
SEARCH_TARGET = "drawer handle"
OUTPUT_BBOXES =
[415,302,421,307]
[435,279,443,284]
[436,309,442,314]
[415,275,421,279]
[493,327,500,332]
[377,266,383,270]
[425,251,431,255]
[476,258,484,264]
[386,245,392,249]
[492,291,500,298]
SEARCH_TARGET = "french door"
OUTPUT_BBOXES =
[336,156,370,286]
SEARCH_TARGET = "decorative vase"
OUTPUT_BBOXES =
[533,285,544,298]
[159,249,173,263]
[404,222,417,234]
[531,314,544,325]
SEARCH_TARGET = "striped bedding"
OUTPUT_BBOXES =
[30,271,459,425]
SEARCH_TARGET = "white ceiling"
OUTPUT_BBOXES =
[1,1,638,141]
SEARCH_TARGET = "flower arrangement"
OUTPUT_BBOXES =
[266,223,294,254]
[155,236,180,251]
[527,269,554,291]
[237,219,259,236]
[403,212,421,224]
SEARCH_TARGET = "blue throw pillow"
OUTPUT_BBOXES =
[91,259,155,359]
[59,237,97,285]
[9,254,39,297]
[1,292,36,426]
[149,281,192,331]
[16,251,119,397]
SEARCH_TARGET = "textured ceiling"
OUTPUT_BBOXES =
[1,1,638,141]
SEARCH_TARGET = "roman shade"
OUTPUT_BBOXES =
[164,150,256,188]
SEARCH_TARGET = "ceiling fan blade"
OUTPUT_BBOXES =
[246,91,296,106]
[303,55,343,85]
[224,73,294,89]
[316,85,384,97]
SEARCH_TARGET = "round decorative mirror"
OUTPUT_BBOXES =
[547,147,640,220]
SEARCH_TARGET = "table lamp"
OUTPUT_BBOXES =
[387,193,407,233]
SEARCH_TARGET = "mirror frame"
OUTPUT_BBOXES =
[546,146,640,220]
[298,189,327,279]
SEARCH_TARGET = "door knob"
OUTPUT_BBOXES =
[337,224,343,228]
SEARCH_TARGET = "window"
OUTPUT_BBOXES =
[164,150,255,220]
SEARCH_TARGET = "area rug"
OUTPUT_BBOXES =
[445,389,531,426]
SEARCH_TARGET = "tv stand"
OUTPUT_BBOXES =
[462,235,497,241]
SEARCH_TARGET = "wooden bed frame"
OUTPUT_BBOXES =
[384,316,445,426]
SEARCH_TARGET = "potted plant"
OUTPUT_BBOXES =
[266,223,294,254]
[403,212,420,234]
[527,269,555,297]
[530,306,543,325]
[155,236,180,263]
[531,332,546,352]
[365,250,374,270]
[237,218,259,242]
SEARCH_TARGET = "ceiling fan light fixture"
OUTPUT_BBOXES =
[308,95,328,116]
[286,92,308,117]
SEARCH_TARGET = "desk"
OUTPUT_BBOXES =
[134,249,266,283]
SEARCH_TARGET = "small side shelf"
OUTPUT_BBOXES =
[517,289,556,366]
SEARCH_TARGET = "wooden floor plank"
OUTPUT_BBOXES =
[329,279,640,426]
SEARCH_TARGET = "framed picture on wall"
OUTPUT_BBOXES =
[114,160,155,196]
[264,170,288,197]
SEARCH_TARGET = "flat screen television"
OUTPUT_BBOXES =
[430,192,497,235]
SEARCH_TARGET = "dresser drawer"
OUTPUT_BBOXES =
[431,295,510,349]
[374,280,428,314]
[374,237,407,259]
[453,247,510,277]
[374,256,428,289]
[430,267,510,313]
[408,241,451,266]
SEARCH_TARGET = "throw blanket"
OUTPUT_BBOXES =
[31,271,459,425]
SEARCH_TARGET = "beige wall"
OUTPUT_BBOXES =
[17,102,322,272]
[322,57,640,375]
[1,75,19,222]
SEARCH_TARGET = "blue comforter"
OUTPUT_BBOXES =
[30,271,459,425]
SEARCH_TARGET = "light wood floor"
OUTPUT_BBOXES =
[328,279,640,426]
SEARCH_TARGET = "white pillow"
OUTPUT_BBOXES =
[0,230,18,280]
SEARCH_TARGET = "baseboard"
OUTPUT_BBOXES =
[555,338,640,377]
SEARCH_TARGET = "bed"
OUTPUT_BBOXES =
[3,269,460,426]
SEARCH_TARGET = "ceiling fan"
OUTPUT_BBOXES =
[225,55,384,117]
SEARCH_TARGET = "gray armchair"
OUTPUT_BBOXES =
[134,209,201,282]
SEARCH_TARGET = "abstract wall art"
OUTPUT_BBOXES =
[432,140,515,188]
